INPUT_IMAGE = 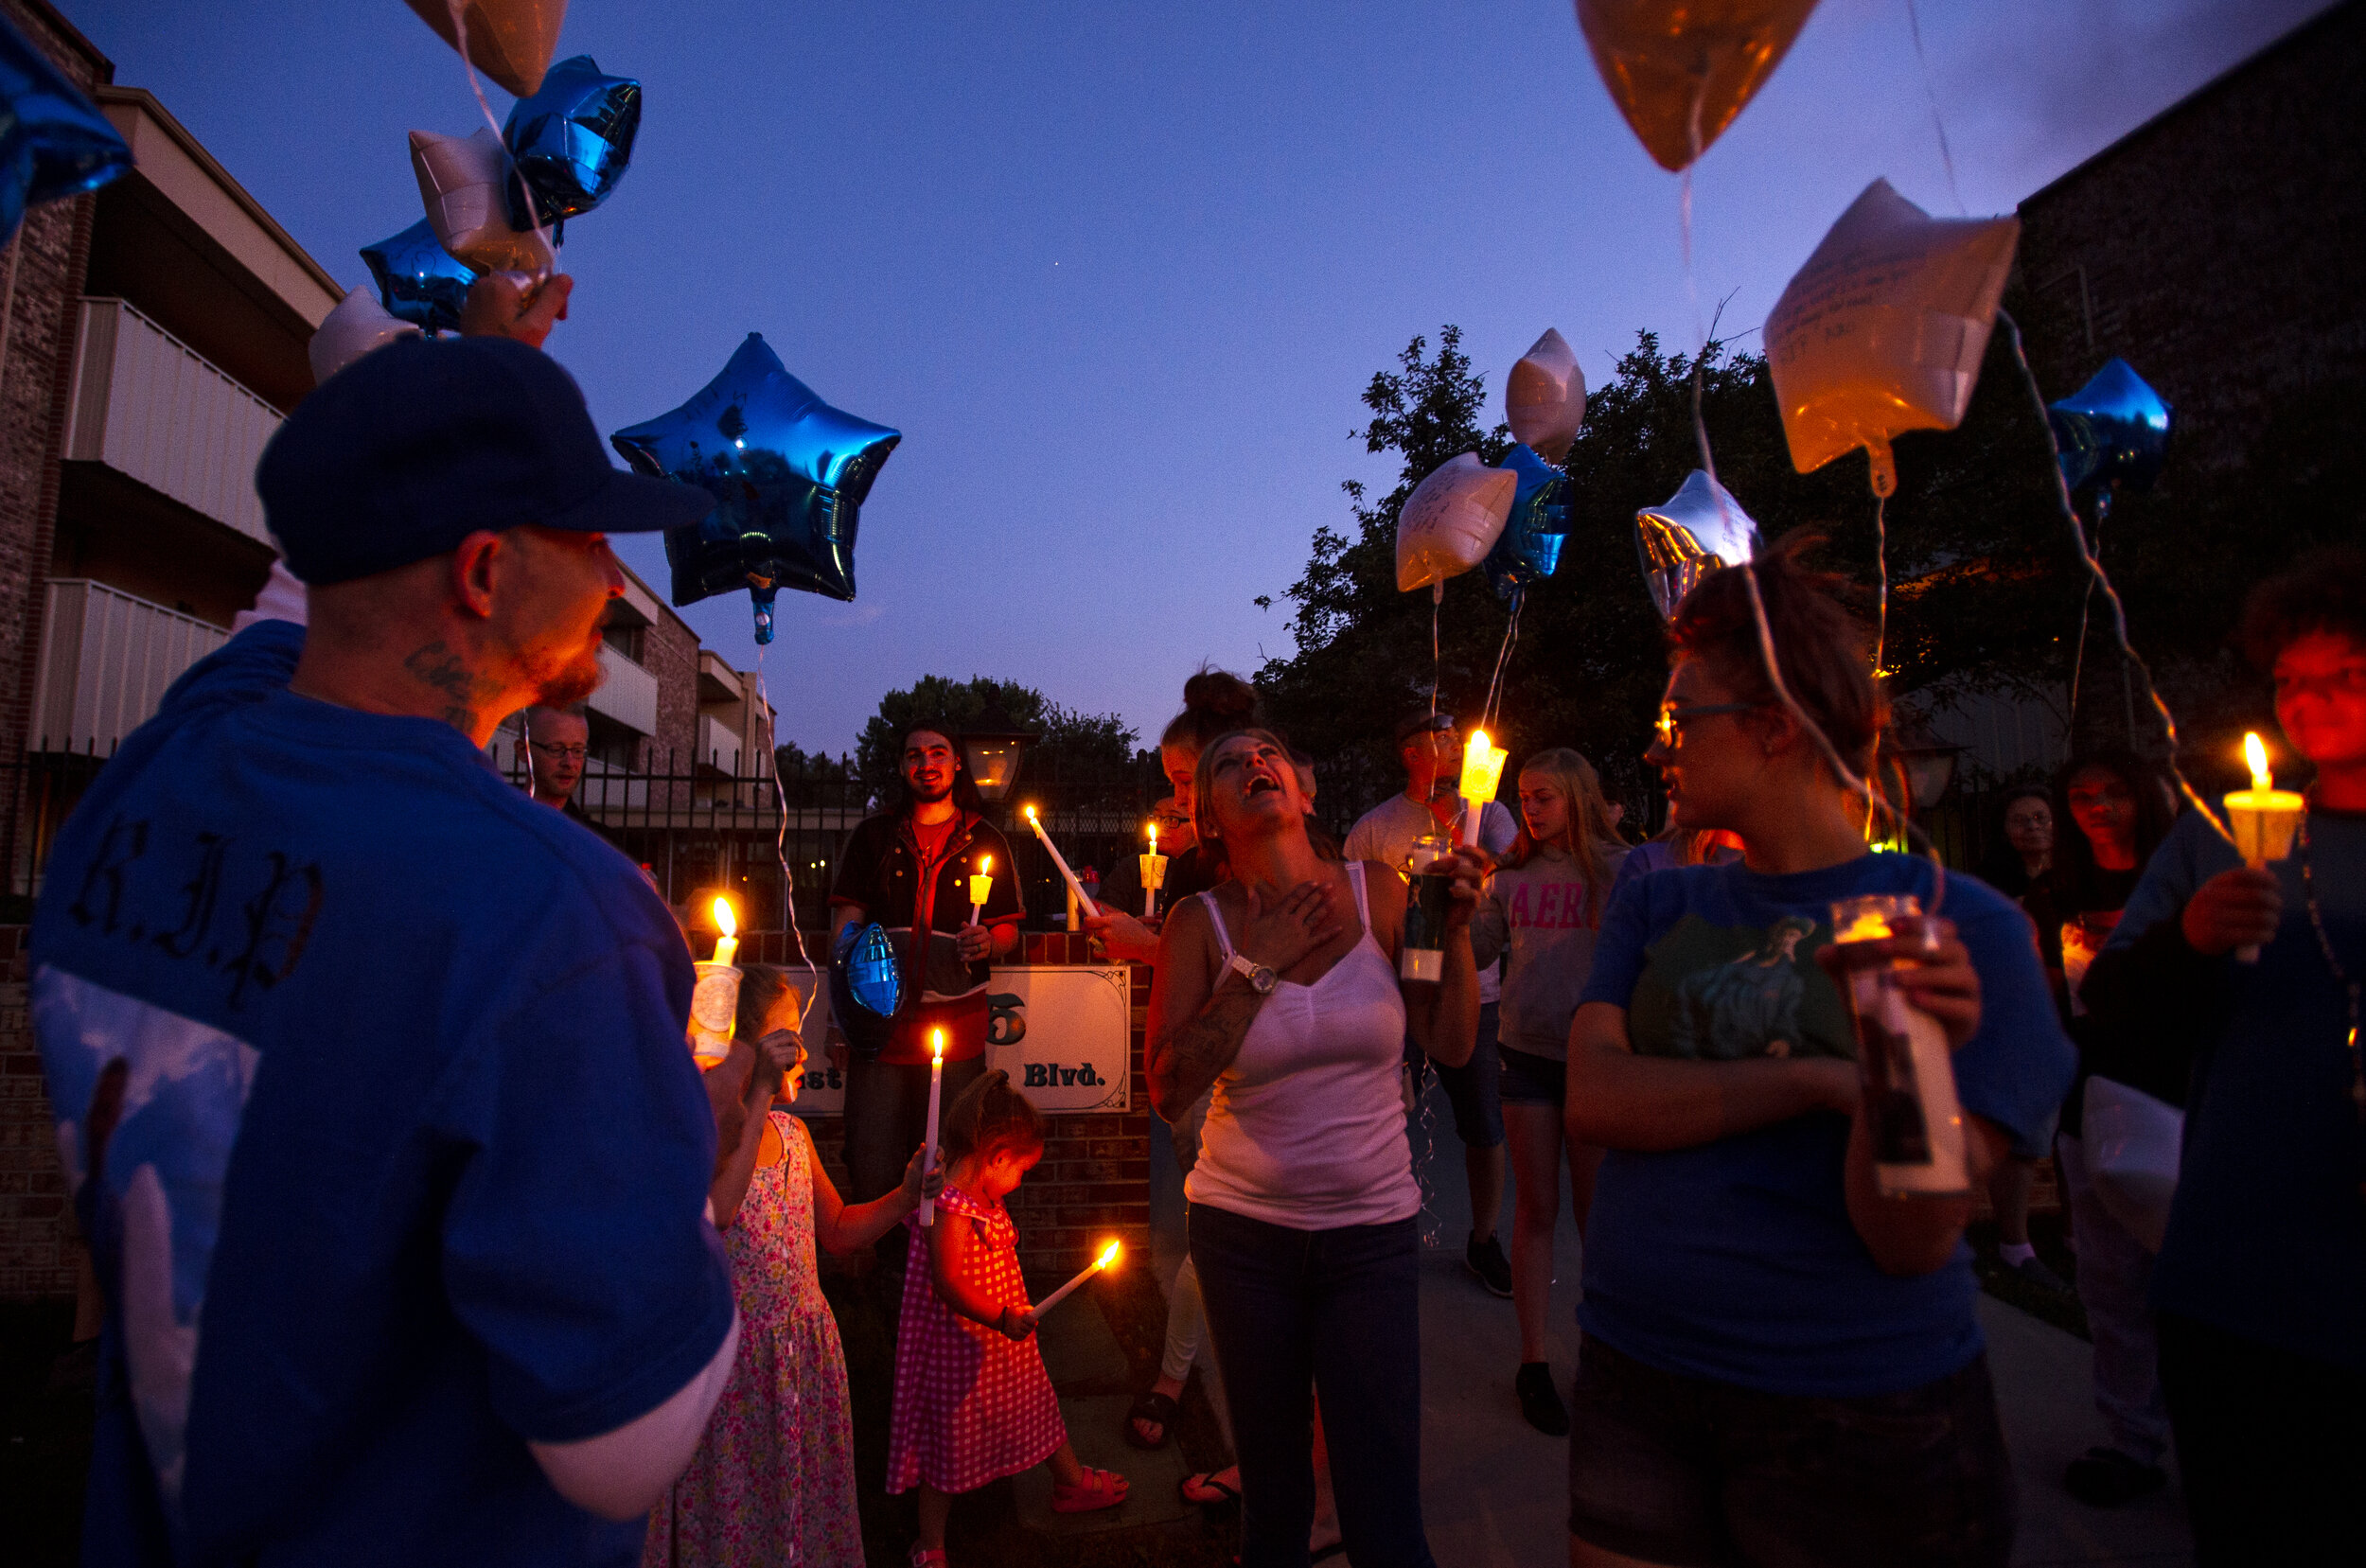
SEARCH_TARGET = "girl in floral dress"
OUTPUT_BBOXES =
[646,965,939,1568]
[888,1071,1128,1565]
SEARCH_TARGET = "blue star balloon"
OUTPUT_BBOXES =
[831,920,904,1061]
[359,219,476,334]
[610,333,902,641]
[0,10,132,248]
[1635,469,1761,624]
[1482,444,1569,602]
[503,55,642,229]
[2048,359,2172,497]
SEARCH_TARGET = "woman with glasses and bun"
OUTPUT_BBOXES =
[1562,535,2073,1568]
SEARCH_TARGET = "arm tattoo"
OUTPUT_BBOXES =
[1151,978,1265,1116]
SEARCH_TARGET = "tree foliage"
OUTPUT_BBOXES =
[854,675,1138,805]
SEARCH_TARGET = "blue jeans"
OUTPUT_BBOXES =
[1189,1202,1435,1568]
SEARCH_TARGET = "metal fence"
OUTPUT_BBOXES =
[0,741,2027,925]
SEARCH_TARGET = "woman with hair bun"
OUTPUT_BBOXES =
[1096,668,1262,960]
[1563,535,2073,1568]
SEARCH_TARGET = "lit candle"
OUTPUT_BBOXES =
[1139,820,1168,919]
[919,1028,945,1225]
[1024,804,1100,916]
[2223,731,2304,962]
[711,896,739,970]
[689,896,743,1066]
[1457,729,1509,848]
[1034,1239,1122,1314]
[968,854,993,927]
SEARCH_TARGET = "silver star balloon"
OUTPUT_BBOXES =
[1635,469,1760,624]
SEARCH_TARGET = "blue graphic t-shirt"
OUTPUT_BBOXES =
[31,622,735,1566]
[1577,853,2074,1397]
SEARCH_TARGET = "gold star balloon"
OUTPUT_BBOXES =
[1574,0,1821,172]
[403,0,567,98]
[1764,179,2019,496]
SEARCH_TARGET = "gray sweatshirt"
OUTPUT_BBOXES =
[1469,845,1628,1061]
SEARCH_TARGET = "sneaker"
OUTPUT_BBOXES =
[2014,1255,2072,1293]
[1515,1361,1569,1436]
[1466,1233,1513,1297]
[2063,1446,2166,1506]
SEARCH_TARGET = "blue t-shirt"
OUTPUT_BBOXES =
[2101,808,2366,1372]
[30,622,735,1566]
[1576,853,2074,1397]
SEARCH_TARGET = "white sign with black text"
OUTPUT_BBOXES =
[776,964,1131,1117]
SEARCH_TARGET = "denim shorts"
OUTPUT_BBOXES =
[1566,1336,2015,1568]
[1496,1043,1566,1108]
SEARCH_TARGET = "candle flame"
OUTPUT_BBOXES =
[2244,732,2270,793]
[712,897,736,939]
[980,854,992,875]
[930,1028,945,1063]
[1095,1240,1121,1270]
[1024,803,1039,821]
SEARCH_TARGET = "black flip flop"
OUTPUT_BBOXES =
[1123,1389,1179,1450]
[1179,1471,1242,1507]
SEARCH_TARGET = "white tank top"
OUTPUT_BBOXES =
[1184,862,1420,1229]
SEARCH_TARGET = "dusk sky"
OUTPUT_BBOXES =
[65,0,2329,755]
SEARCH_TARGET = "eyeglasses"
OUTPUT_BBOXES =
[1652,703,1760,749]
[529,741,588,761]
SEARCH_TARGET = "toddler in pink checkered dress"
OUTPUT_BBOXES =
[886,1071,1129,1565]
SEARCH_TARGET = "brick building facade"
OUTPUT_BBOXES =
[2011,0,2366,470]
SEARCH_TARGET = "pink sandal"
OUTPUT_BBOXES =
[1051,1465,1130,1513]
[909,1548,947,1567]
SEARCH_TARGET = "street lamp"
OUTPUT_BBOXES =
[1892,743,1963,815]
[960,699,1038,802]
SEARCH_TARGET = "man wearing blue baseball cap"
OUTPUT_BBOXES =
[30,282,741,1566]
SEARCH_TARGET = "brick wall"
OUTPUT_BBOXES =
[640,605,700,774]
[0,925,74,1301]
[0,2,108,766]
[2012,1,2366,471]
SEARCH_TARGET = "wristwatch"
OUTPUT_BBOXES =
[1227,951,1279,995]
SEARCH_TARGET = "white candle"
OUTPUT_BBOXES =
[1025,804,1099,916]
[1033,1239,1121,1314]
[711,895,739,970]
[919,1029,945,1226]
[967,854,993,928]
[2224,731,2304,963]
[1458,730,1508,848]
[1140,822,1167,918]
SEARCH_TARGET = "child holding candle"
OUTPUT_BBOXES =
[888,1071,1128,1563]
[649,965,943,1568]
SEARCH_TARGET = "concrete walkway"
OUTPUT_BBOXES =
[1403,1085,2195,1567]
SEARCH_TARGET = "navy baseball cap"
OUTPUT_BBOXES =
[257,335,715,586]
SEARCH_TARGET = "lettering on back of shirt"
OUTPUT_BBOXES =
[1506,880,1598,931]
[63,814,325,1008]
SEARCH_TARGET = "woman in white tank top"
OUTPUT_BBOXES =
[1146,729,1486,1568]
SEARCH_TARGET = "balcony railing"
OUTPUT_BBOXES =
[589,643,659,737]
[32,579,227,753]
[63,298,281,545]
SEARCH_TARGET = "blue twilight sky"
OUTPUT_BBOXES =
[64,0,2329,755]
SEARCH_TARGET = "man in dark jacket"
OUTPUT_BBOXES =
[828,724,1024,1265]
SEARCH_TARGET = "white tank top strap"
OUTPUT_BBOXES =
[1345,859,1371,927]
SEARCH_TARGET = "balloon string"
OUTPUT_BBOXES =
[1871,488,1890,680]
[754,643,818,978]
[1998,308,2234,846]
[1904,0,1967,217]
[1681,87,1718,484]
[2066,499,2103,751]
[443,0,557,285]
[1481,588,1525,734]
[1429,580,1443,720]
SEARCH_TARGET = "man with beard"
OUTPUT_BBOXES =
[828,724,1025,1280]
[28,322,748,1566]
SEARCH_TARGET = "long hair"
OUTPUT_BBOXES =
[2049,749,2175,913]
[889,720,987,816]
[1670,532,1885,779]
[940,1068,1046,1167]
[1502,749,1623,925]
